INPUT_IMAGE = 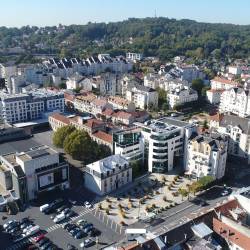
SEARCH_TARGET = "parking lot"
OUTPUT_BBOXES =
[0,187,124,250]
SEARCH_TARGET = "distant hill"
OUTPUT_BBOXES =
[0,17,250,61]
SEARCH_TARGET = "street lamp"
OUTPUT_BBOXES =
[137,198,141,221]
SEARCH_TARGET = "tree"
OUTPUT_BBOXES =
[178,188,188,201]
[192,79,204,96]
[63,130,92,162]
[58,82,67,89]
[189,182,201,195]
[52,125,76,148]
[197,176,214,190]
[156,87,167,110]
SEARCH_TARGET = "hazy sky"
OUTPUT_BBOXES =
[0,0,249,27]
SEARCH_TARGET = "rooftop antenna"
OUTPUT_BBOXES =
[154,9,157,18]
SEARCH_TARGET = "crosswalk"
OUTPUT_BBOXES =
[46,205,95,233]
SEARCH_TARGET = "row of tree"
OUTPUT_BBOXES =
[53,125,111,164]
[1,17,250,61]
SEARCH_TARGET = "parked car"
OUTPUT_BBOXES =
[80,238,94,248]
[67,244,77,250]
[53,213,65,223]
[90,228,101,237]
[34,234,45,243]
[65,210,75,218]
[40,204,49,212]
[4,220,17,229]
[40,242,52,250]
[74,230,86,239]
[38,238,50,247]
[83,224,93,234]
[66,224,77,232]
[76,219,87,226]
[63,223,71,230]
[56,205,67,213]
[84,201,92,209]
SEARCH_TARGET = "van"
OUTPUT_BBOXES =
[40,204,49,212]
[53,213,65,223]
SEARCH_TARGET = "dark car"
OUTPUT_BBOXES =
[66,224,77,232]
[20,222,32,229]
[20,217,30,224]
[6,223,19,232]
[65,210,75,218]
[38,238,50,247]
[83,224,93,234]
[74,230,86,239]
[90,228,101,237]
[71,228,81,237]
[67,244,77,250]
[40,242,52,250]
[200,200,208,207]
[57,205,67,213]
[63,223,71,230]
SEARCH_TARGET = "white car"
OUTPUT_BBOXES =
[84,201,92,209]
[221,190,229,196]
[23,224,33,233]
[3,220,16,229]
[53,213,65,223]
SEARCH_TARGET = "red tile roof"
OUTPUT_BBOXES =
[102,108,114,116]
[50,113,70,125]
[112,111,132,120]
[92,98,108,107]
[212,77,237,85]
[85,119,104,128]
[64,93,75,102]
[92,131,112,144]
[207,89,225,93]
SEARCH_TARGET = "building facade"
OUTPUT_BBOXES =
[0,145,69,204]
[185,133,228,179]
[84,155,132,195]
[0,89,65,124]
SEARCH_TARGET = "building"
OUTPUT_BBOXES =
[210,113,250,163]
[126,52,143,61]
[228,65,242,76]
[213,197,250,250]
[126,84,159,110]
[0,89,65,124]
[73,92,97,114]
[206,89,225,104]
[0,145,69,204]
[66,72,92,91]
[168,87,198,109]
[108,96,135,112]
[185,133,228,179]
[84,155,132,195]
[91,73,118,96]
[210,77,238,90]
[136,118,197,173]
[170,64,205,82]
[0,125,30,143]
[219,87,250,118]
[113,127,144,162]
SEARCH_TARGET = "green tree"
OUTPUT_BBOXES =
[156,87,167,110]
[197,176,214,189]
[52,125,76,148]
[58,82,67,89]
[192,79,204,96]
[178,188,188,201]
[63,130,92,162]
[202,119,209,129]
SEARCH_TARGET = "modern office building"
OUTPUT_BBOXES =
[136,118,197,173]
[0,145,69,204]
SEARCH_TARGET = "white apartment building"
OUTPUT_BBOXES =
[144,73,162,89]
[136,118,197,173]
[66,72,92,91]
[84,155,132,195]
[210,77,238,90]
[113,128,144,162]
[170,65,205,82]
[159,77,190,92]
[206,89,224,104]
[126,52,143,61]
[0,145,69,204]
[91,73,118,96]
[219,87,250,118]
[210,113,250,163]
[228,66,242,76]
[185,133,228,180]
[168,87,198,109]
[126,84,159,110]
[108,96,135,112]
[0,89,65,124]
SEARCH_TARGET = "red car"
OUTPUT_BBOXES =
[33,233,45,243]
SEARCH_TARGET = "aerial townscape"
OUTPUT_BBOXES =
[0,1,250,250]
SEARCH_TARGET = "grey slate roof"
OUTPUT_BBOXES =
[220,114,250,134]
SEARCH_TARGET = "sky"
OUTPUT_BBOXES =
[0,0,249,27]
